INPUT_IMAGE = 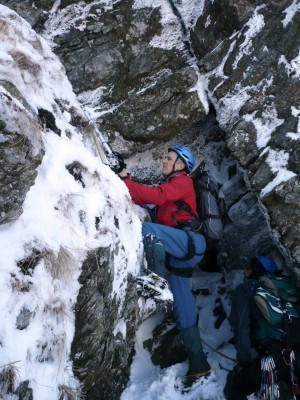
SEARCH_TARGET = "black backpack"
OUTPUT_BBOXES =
[176,167,224,245]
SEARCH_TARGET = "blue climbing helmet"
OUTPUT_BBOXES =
[256,256,278,275]
[168,145,195,173]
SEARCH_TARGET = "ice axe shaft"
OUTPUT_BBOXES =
[82,109,119,169]
[90,123,120,170]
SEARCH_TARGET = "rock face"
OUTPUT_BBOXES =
[192,0,300,270]
[0,121,43,224]
[44,0,206,143]
[0,79,44,223]
[71,248,138,400]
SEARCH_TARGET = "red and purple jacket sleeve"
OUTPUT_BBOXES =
[123,174,198,226]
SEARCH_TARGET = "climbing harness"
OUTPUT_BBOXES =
[202,338,236,363]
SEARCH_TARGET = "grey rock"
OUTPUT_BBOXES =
[16,307,35,330]
[43,0,205,142]
[263,177,300,265]
[71,248,138,400]
[16,380,33,400]
[192,0,300,270]
[0,126,43,224]
[144,321,187,368]
[100,67,205,141]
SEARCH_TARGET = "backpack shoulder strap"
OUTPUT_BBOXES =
[175,199,199,220]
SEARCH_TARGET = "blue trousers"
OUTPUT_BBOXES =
[142,222,206,330]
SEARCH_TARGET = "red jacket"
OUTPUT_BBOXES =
[123,171,198,227]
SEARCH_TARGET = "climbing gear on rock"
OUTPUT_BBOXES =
[136,272,173,304]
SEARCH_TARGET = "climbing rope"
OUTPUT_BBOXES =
[202,338,236,362]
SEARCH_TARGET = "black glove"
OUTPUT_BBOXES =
[224,367,240,400]
[109,151,127,174]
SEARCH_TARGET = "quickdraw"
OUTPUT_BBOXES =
[260,356,280,400]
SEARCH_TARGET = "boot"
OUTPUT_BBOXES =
[143,234,167,278]
[181,326,212,389]
[223,367,247,400]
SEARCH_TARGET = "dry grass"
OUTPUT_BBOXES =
[16,244,76,284]
[44,298,67,317]
[0,17,10,36]
[1,87,45,152]
[9,50,41,76]
[0,364,19,396]
[44,246,76,280]
[10,275,32,293]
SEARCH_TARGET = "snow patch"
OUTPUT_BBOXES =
[133,0,184,50]
[232,7,265,69]
[286,106,300,140]
[244,107,284,149]
[260,148,296,196]
[279,50,300,79]
[282,0,300,28]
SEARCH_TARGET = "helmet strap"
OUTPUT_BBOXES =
[171,155,179,174]
[169,156,186,176]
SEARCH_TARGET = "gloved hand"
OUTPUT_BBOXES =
[110,151,127,174]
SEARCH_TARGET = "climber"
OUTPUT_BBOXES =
[117,145,212,388]
[224,256,300,400]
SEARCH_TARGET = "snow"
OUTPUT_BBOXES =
[244,107,296,196]
[279,50,300,79]
[204,3,300,197]
[44,1,113,47]
[211,83,252,129]
[232,7,265,70]
[188,72,210,114]
[132,0,210,112]
[282,0,300,28]
[243,106,297,196]
[121,271,238,400]
[133,0,184,50]
[245,108,284,149]
[0,6,142,399]
[260,147,296,197]
[287,106,300,140]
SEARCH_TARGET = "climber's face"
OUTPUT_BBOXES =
[162,151,185,177]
